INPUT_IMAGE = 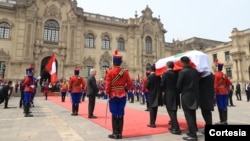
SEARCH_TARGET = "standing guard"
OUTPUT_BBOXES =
[68,66,86,116]
[105,50,132,139]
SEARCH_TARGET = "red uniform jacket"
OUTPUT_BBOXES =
[105,66,132,98]
[69,75,86,93]
[214,71,232,95]
[22,76,35,93]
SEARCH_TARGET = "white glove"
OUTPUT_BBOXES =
[37,76,41,80]
[30,85,35,88]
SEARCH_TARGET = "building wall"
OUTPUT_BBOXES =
[0,0,166,81]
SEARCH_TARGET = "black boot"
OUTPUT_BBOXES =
[221,110,228,125]
[117,116,124,139]
[75,104,79,115]
[130,95,134,103]
[145,102,149,111]
[24,105,33,117]
[108,116,119,139]
[71,104,76,116]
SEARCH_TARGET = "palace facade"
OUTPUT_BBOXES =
[0,0,250,85]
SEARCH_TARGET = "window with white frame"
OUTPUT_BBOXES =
[118,37,125,51]
[0,22,10,39]
[85,33,94,48]
[102,35,110,49]
[145,36,152,53]
[43,20,59,43]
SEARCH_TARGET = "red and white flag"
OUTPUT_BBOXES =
[45,53,57,84]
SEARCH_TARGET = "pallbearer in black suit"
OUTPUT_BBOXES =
[146,64,162,128]
[199,72,214,126]
[177,56,199,141]
[161,61,181,135]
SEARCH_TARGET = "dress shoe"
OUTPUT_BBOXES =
[170,129,182,135]
[183,136,197,141]
[71,113,77,116]
[215,121,227,125]
[24,114,33,117]
[88,115,97,119]
[147,124,156,128]
[108,134,119,139]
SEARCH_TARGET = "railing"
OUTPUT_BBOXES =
[83,12,128,24]
[0,0,16,4]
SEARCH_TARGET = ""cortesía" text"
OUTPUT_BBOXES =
[209,129,247,136]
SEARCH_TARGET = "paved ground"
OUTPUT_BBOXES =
[0,93,249,141]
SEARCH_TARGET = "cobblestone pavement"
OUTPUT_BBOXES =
[0,94,249,141]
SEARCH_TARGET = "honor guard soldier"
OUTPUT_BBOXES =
[69,66,86,116]
[105,50,132,139]
[22,64,35,117]
[214,62,232,125]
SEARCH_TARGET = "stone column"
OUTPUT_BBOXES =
[235,59,239,80]
[239,59,244,81]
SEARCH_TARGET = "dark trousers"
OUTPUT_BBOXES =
[167,108,180,130]
[149,106,158,125]
[247,91,250,102]
[88,95,96,116]
[201,109,212,125]
[183,108,197,138]
[228,91,234,106]
[19,91,24,108]
[236,91,242,100]
[1,96,9,108]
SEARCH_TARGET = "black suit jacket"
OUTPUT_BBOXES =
[177,66,199,110]
[86,75,99,96]
[198,72,214,111]
[161,69,180,110]
[0,85,10,98]
[146,72,162,107]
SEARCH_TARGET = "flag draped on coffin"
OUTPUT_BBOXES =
[155,50,211,76]
[45,53,57,84]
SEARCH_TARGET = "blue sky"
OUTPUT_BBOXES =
[78,0,249,42]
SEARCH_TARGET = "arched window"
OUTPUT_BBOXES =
[102,35,110,49]
[118,37,125,51]
[0,22,10,39]
[85,33,94,48]
[43,20,59,44]
[145,36,152,53]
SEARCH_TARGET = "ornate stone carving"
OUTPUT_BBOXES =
[142,5,153,19]
[83,56,96,66]
[144,24,153,34]
[99,51,112,66]
[44,4,62,19]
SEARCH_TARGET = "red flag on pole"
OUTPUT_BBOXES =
[45,53,57,84]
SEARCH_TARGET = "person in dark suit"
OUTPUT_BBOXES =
[161,61,181,135]
[86,68,99,118]
[0,81,13,108]
[235,82,242,100]
[146,64,162,128]
[199,72,214,127]
[177,56,199,141]
[227,82,235,106]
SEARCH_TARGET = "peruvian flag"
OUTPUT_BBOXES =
[45,53,57,84]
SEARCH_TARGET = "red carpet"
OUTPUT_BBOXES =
[48,96,205,138]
